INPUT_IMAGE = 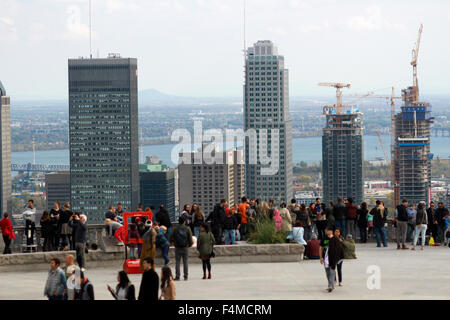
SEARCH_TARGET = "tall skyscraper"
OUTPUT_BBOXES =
[244,40,293,203]
[322,107,364,205]
[0,81,11,214]
[68,54,139,223]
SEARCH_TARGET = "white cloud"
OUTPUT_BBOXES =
[64,5,90,38]
[347,6,405,31]
[299,21,330,33]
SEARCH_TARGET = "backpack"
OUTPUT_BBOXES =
[175,226,189,247]
[274,215,283,230]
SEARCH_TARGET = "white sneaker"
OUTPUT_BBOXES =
[116,242,124,246]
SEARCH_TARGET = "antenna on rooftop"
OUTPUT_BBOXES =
[89,0,92,58]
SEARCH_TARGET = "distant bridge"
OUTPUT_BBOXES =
[12,163,70,173]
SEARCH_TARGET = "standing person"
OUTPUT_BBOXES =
[367,208,375,239]
[79,271,94,300]
[406,203,417,243]
[345,198,358,239]
[192,204,205,238]
[181,204,192,230]
[140,220,156,270]
[188,203,201,235]
[197,223,215,280]
[206,199,227,245]
[138,257,159,301]
[23,199,36,247]
[108,271,136,300]
[371,200,388,248]
[170,216,193,281]
[155,225,170,265]
[58,202,72,251]
[63,254,81,300]
[267,200,276,220]
[160,266,176,300]
[435,202,450,245]
[144,207,154,222]
[395,199,409,250]
[412,202,428,250]
[298,204,311,240]
[44,258,67,300]
[325,201,335,229]
[0,212,15,254]
[319,227,344,293]
[426,202,437,242]
[40,211,54,252]
[333,197,346,237]
[50,202,62,249]
[69,213,88,269]
[247,199,257,234]
[279,203,292,235]
[314,198,327,240]
[155,204,172,240]
[223,206,238,245]
[238,197,249,241]
[357,202,369,243]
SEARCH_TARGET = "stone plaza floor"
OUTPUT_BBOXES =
[0,243,449,300]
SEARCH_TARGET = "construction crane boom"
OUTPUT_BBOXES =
[318,82,351,115]
[411,24,423,104]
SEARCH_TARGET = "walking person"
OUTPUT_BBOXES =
[170,216,193,281]
[138,257,159,301]
[345,198,358,239]
[371,200,388,247]
[40,211,54,252]
[333,197,347,237]
[155,205,172,240]
[357,202,369,243]
[160,265,176,300]
[319,227,344,293]
[334,228,345,287]
[395,199,409,249]
[23,199,36,248]
[412,202,428,250]
[79,271,94,300]
[197,223,215,280]
[108,271,136,300]
[0,212,15,254]
[63,254,81,300]
[69,213,87,269]
[206,199,227,245]
[44,258,67,300]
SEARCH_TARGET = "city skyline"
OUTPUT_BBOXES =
[1,0,450,99]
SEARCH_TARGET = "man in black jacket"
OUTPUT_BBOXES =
[426,202,437,241]
[138,257,159,301]
[207,199,227,245]
[395,199,409,249]
[435,202,449,245]
[155,205,172,239]
[68,213,87,269]
[333,197,347,237]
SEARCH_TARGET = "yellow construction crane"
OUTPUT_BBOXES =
[411,24,423,105]
[318,82,351,115]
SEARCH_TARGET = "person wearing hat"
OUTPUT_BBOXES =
[140,220,157,271]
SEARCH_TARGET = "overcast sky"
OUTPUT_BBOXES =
[1,0,449,99]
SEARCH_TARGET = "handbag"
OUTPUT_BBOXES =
[210,248,216,258]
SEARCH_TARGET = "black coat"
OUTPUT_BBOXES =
[40,218,53,238]
[207,204,226,226]
[138,269,159,301]
[327,236,344,269]
[69,219,87,243]
[357,208,368,228]
[155,208,172,229]
[435,207,449,226]
[333,203,347,220]
[371,207,388,229]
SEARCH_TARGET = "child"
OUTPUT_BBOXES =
[127,223,139,259]
[274,209,283,230]
[155,225,170,265]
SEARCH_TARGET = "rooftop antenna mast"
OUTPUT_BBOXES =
[89,0,92,58]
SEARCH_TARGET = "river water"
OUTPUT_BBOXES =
[11,136,450,169]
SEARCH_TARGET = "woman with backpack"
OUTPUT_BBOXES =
[197,223,215,280]
[108,271,136,300]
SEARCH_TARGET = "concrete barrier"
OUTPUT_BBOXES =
[0,243,305,272]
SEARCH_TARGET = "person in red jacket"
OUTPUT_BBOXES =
[0,212,15,254]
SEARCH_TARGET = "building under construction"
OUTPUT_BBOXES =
[393,24,433,206]
[321,83,364,205]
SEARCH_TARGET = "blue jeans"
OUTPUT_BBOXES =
[161,245,170,265]
[224,229,236,245]
[374,226,387,247]
[194,226,200,238]
[165,226,172,241]
[335,220,345,236]
[305,226,312,241]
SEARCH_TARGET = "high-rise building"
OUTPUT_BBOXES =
[393,86,432,205]
[139,163,176,222]
[0,81,11,214]
[68,54,139,223]
[244,40,293,203]
[322,107,364,205]
[45,171,70,210]
[178,148,244,216]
